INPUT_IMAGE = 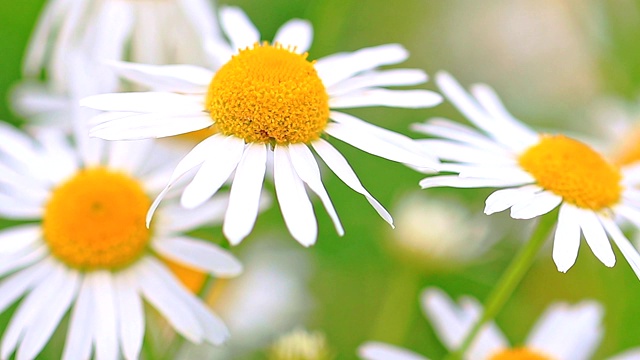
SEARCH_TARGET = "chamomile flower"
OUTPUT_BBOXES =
[0,124,242,360]
[82,7,442,246]
[359,288,640,360]
[414,72,640,280]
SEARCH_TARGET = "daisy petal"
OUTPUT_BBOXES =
[553,204,581,273]
[91,272,119,360]
[0,258,52,314]
[220,6,260,50]
[576,210,615,267]
[160,194,229,233]
[329,89,442,109]
[289,144,344,236]
[107,61,212,93]
[223,143,268,245]
[114,272,144,360]
[153,236,243,277]
[0,244,48,278]
[181,136,245,209]
[329,69,427,97]
[316,44,408,88]
[420,175,528,189]
[484,185,540,215]
[62,278,94,360]
[273,19,313,53]
[81,92,203,113]
[274,146,317,247]
[0,193,43,220]
[509,190,562,220]
[90,112,212,140]
[601,217,640,280]
[18,269,79,360]
[411,118,507,153]
[0,225,41,254]
[358,342,429,360]
[312,139,393,227]
[326,123,435,168]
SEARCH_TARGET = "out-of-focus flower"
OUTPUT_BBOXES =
[388,192,494,268]
[359,288,640,360]
[82,6,441,247]
[414,72,640,280]
[267,329,333,360]
[0,124,243,359]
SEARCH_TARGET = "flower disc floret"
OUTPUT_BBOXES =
[206,42,330,145]
[43,167,152,270]
[518,134,621,210]
[490,348,552,360]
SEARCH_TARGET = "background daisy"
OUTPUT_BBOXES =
[82,6,442,247]
[0,124,241,359]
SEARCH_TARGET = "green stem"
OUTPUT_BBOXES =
[445,213,556,360]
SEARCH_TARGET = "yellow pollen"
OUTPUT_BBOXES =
[518,134,622,210]
[43,167,152,270]
[206,42,330,145]
[490,347,553,360]
[611,126,640,166]
[163,258,207,294]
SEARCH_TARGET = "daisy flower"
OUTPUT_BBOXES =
[23,0,223,91]
[81,6,442,246]
[413,72,640,280]
[359,288,640,360]
[0,124,242,360]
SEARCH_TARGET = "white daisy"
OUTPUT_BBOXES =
[81,6,442,246]
[413,71,640,280]
[359,288,640,360]
[0,124,243,360]
[23,0,223,91]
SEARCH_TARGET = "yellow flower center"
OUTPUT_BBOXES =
[518,134,621,210]
[43,167,152,270]
[489,348,553,360]
[205,42,330,145]
[611,126,640,166]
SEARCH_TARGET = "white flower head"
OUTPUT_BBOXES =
[82,6,442,247]
[0,124,242,360]
[414,72,640,280]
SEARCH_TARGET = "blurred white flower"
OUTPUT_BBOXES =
[267,328,333,360]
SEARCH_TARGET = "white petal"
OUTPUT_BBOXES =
[312,139,393,227]
[81,92,204,113]
[576,209,615,267]
[316,44,409,88]
[106,139,154,173]
[420,175,529,189]
[289,143,344,235]
[274,146,318,246]
[113,272,144,360]
[62,278,95,360]
[525,301,603,360]
[330,89,442,109]
[0,193,43,220]
[22,0,70,76]
[325,123,435,168]
[600,217,640,280]
[223,143,267,245]
[553,204,582,273]
[411,118,508,153]
[90,272,119,360]
[90,112,212,140]
[0,244,48,278]
[153,236,243,277]
[509,190,562,220]
[0,225,41,254]
[180,136,245,209]
[107,61,212,93]
[484,185,541,215]
[220,6,260,50]
[160,194,229,234]
[147,134,228,226]
[358,342,429,360]
[18,269,79,360]
[136,258,204,343]
[417,139,515,166]
[0,258,51,314]
[328,69,427,97]
[273,19,313,53]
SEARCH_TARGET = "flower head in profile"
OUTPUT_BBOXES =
[0,124,242,360]
[359,288,640,360]
[82,7,441,246]
[414,72,640,280]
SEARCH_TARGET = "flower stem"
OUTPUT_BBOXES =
[445,213,556,360]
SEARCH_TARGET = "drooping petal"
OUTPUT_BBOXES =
[152,236,243,277]
[113,271,144,360]
[552,204,582,273]
[601,217,640,280]
[90,272,119,360]
[484,185,541,215]
[576,209,615,267]
[509,190,562,220]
